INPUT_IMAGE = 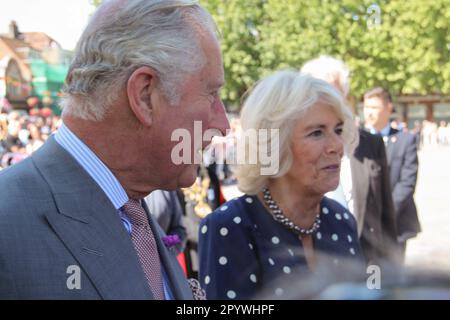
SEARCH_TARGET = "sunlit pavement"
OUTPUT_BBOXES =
[221,144,450,271]
[406,144,450,271]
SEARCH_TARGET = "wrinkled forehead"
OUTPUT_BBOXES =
[200,33,224,89]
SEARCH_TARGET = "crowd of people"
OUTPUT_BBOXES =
[418,120,450,146]
[0,110,61,168]
[0,0,445,300]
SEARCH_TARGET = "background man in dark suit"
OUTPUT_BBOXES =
[0,0,229,299]
[363,87,421,263]
[302,57,398,266]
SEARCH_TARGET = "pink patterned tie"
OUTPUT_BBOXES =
[123,199,165,300]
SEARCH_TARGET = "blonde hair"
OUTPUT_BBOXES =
[236,70,358,195]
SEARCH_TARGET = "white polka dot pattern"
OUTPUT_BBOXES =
[220,228,229,236]
[197,196,363,300]
[219,257,228,265]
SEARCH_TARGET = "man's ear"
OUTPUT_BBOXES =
[387,101,394,113]
[127,66,158,126]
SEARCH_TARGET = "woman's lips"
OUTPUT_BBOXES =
[323,164,340,170]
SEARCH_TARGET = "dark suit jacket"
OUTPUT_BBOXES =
[385,128,421,241]
[0,137,193,299]
[351,130,398,265]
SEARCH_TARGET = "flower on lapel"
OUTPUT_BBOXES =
[162,234,181,248]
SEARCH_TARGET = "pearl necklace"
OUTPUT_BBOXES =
[262,187,321,236]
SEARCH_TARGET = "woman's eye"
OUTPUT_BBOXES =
[335,127,344,135]
[309,130,323,137]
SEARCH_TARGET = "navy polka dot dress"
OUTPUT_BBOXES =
[198,195,364,300]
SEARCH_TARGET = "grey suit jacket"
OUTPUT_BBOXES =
[385,128,421,241]
[351,130,398,265]
[0,137,193,300]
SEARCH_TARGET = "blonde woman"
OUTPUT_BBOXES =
[198,71,363,299]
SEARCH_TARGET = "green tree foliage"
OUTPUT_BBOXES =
[90,0,102,7]
[203,0,450,109]
[93,0,450,109]
[202,0,266,110]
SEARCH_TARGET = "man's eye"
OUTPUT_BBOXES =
[205,91,217,100]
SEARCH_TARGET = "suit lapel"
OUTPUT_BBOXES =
[385,141,394,164]
[32,138,153,299]
[385,127,399,163]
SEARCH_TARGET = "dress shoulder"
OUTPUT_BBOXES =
[201,195,257,228]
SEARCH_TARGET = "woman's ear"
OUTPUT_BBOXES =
[127,66,158,126]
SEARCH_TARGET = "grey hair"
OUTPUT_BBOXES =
[236,70,358,195]
[61,0,217,121]
[300,55,351,97]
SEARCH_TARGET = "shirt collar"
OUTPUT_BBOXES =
[54,122,129,210]
[379,124,391,137]
[368,124,391,137]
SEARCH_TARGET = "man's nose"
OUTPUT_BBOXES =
[210,99,230,136]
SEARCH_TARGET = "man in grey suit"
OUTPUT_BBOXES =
[0,0,229,299]
[301,57,399,266]
[363,87,421,263]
